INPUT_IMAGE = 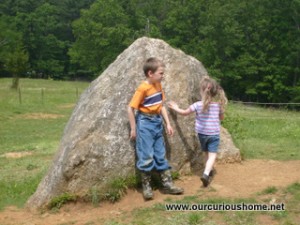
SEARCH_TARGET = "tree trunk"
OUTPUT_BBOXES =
[11,75,19,89]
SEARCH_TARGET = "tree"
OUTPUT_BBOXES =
[162,0,244,94]
[288,0,300,102]
[1,0,299,102]
[69,0,131,75]
[0,16,28,89]
[5,45,29,89]
[162,0,300,103]
[6,0,95,79]
[15,3,66,78]
[0,15,29,86]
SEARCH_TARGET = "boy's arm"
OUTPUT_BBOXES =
[161,106,174,136]
[127,106,136,140]
[168,101,193,116]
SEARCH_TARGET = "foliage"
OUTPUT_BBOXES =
[0,15,29,84]
[1,0,299,102]
[5,44,29,89]
[69,0,131,75]
[0,0,95,79]
[222,106,246,140]
[162,0,300,103]
[87,175,138,205]
[48,192,77,209]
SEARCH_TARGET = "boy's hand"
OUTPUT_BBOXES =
[166,124,174,136]
[167,100,179,110]
[130,130,136,140]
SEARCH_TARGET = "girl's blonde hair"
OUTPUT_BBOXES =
[200,76,228,113]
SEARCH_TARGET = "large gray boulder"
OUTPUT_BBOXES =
[26,37,241,209]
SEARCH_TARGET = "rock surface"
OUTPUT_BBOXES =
[26,37,241,210]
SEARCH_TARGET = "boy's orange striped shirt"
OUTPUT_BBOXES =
[129,81,165,114]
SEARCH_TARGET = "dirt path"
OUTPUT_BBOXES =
[1,159,300,225]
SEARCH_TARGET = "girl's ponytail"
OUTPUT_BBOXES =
[200,76,227,113]
[217,85,228,113]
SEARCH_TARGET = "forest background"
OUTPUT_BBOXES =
[0,0,299,103]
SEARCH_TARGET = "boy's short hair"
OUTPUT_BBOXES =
[143,57,165,77]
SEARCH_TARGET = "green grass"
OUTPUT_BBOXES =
[48,192,77,210]
[105,183,300,224]
[0,78,89,209]
[0,78,89,154]
[87,175,139,206]
[258,186,278,195]
[222,103,300,160]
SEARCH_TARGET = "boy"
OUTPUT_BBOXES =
[127,57,184,200]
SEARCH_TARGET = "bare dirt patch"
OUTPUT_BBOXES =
[57,103,76,109]
[0,151,33,159]
[19,113,64,119]
[1,159,300,225]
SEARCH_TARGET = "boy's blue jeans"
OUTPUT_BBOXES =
[136,112,170,172]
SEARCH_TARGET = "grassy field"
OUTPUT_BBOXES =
[0,78,90,209]
[223,103,300,160]
[0,78,300,224]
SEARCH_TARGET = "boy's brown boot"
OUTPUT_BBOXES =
[141,172,153,200]
[160,170,184,194]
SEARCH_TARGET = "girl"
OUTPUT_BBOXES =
[168,76,228,187]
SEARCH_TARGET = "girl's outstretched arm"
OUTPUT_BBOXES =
[167,101,193,116]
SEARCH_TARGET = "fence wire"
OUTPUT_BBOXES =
[228,100,300,120]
